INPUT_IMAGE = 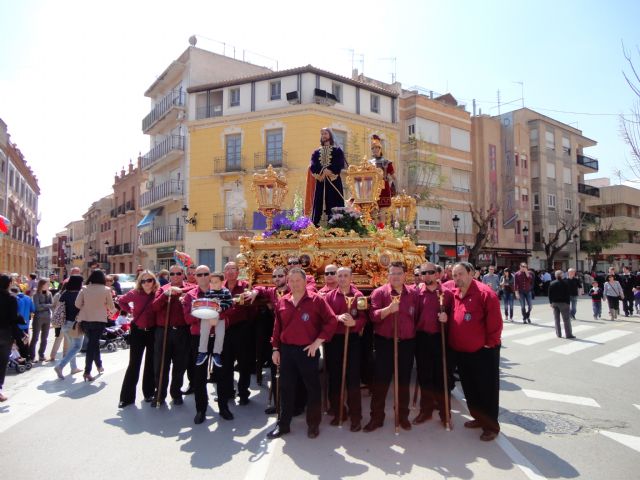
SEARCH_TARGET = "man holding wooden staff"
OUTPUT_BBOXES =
[448,262,503,441]
[267,267,337,439]
[324,267,367,431]
[365,261,419,433]
[414,262,454,427]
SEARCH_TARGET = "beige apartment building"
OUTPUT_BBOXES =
[138,43,271,271]
[107,161,143,274]
[83,194,113,276]
[399,89,473,263]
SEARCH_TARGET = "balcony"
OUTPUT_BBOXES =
[212,213,248,230]
[214,155,245,174]
[117,205,125,216]
[108,244,122,255]
[578,183,600,198]
[581,212,601,225]
[196,104,223,120]
[141,135,185,171]
[142,89,186,134]
[140,179,184,209]
[140,225,183,247]
[126,200,135,211]
[577,154,599,171]
[110,208,117,218]
[254,151,287,170]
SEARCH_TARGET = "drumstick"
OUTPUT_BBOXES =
[439,290,451,431]
[392,293,401,435]
[155,294,171,408]
[339,296,355,427]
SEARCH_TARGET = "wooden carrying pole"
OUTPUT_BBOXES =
[392,294,400,434]
[439,290,451,431]
[155,294,172,407]
[338,296,355,427]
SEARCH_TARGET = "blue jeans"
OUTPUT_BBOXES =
[83,322,105,375]
[57,321,83,371]
[518,291,533,319]
[502,291,514,318]
[570,296,578,318]
[592,301,602,318]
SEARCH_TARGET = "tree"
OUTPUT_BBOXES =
[581,217,625,272]
[621,43,640,179]
[541,216,580,272]
[402,135,445,208]
[467,204,499,266]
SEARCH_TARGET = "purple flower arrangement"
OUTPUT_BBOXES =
[262,214,313,238]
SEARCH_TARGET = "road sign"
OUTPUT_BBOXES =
[430,253,440,263]
[429,242,441,254]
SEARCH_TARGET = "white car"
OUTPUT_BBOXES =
[112,273,136,294]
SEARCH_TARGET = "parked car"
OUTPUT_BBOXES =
[112,273,136,294]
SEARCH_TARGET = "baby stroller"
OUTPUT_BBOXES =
[8,354,33,374]
[100,326,127,352]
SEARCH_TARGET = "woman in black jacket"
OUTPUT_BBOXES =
[1,274,26,401]
[53,275,85,379]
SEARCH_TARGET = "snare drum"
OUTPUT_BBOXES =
[191,298,220,320]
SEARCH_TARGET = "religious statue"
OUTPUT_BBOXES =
[369,134,396,210]
[304,128,346,226]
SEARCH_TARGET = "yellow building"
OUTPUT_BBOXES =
[186,66,400,269]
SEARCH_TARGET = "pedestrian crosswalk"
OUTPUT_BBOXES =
[502,316,640,368]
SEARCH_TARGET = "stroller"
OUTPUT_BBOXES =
[100,326,129,352]
[7,350,33,374]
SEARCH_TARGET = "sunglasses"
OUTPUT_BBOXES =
[288,261,300,265]
[421,270,436,275]
[169,272,183,276]
[195,273,210,277]
[272,274,285,278]
[324,271,336,276]
[141,278,154,284]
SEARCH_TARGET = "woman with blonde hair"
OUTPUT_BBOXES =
[75,270,116,381]
[117,270,159,407]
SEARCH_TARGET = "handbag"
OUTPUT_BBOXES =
[69,321,84,338]
[51,302,66,328]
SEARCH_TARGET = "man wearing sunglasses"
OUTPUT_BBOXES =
[151,264,192,407]
[318,264,338,295]
[287,257,317,290]
[414,262,454,427]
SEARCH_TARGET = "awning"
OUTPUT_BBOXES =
[137,207,163,228]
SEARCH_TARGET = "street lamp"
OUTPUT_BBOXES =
[522,225,529,259]
[573,233,579,271]
[452,214,460,262]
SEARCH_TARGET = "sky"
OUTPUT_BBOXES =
[1,0,639,244]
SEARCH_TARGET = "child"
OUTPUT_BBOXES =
[634,287,640,315]
[589,281,603,319]
[196,273,232,368]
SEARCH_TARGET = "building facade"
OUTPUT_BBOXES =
[83,194,112,276]
[36,244,53,278]
[65,220,85,274]
[0,118,40,275]
[138,45,271,271]
[186,65,400,269]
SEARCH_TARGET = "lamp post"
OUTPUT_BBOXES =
[452,214,460,262]
[573,233,579,271]
[523,225,529,260]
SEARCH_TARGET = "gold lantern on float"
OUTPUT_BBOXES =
[344,159,384,225]
[252,165,288,230]
[390,190,417,224]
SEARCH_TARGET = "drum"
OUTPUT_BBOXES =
[191,298,220,320]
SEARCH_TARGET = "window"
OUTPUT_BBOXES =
[545,130,555,150]
[547,162,556,179]
[332,83,342,103]
[408,124,415,136]
[515,186,520,202]
[266,129,283,166]
[531,161,540,178]
[533,192,539,210]
[563,167,571,184]
[534,231,541,243]
[417,207,441,231]
[370,94,380,113]
[450,127,471,152]
[548,194,556,210]
[270,81,281,100]
[564,198,572,212]
[562,136,571,155]
[530,129,538,147]
[522,154,528,169]
[452,211,472,234]
[515,220,521,235]
[521,187,529,203]
[198,249,216,271]
[451,169,470,192]
[225,134,242,171]
[9,168,13,188]
[229,88,240,107]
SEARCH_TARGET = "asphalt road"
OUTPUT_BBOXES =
[1,297,638,479]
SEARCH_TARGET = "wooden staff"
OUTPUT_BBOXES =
[338,296,355,427]
[321,344,329,413]
[392,293,401,435]
[438,289,451,431]
[155,294,172,408]
[275,364,281,422]
[268,289,286,407]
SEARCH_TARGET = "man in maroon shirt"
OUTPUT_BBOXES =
[324,267,368,431]
[448,262,503,441]
[217,262,254,419]
[267,267,338,439]
[317,264,338,295]
[151,264,191,407]
[514,262,534,323]
[414,262,454,426]
[364,261,419,432]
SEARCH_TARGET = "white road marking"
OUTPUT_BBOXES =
[549,330,632,355]
[599,430,640,454]
[634,404,640,411]
[522,389,600,408]
[593,342,640,367]
[514,325,594,346]
[502,325,545,339]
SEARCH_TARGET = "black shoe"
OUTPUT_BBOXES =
[182,386,194,395]
[480,430,498,441]
[264,405,277,415]
[464,419,482,429]
[399,418,412,431]
[238,397,250,406]
[267,424,290,439]
[350,421,362,432]
[363,419,383,432]
[307,425,320,438]
[194,411,206,425]
[218,404,234,420]
[566,335,576,339]
[172,397,183,405]
[412,411,433,425]
[151,398,166,407]
[527,318,531,324]
[118,400,133,408]
[143,396,154,403]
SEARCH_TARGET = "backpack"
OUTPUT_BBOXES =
[51,300,66,328]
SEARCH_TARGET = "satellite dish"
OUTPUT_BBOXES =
[188,35,197,47]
